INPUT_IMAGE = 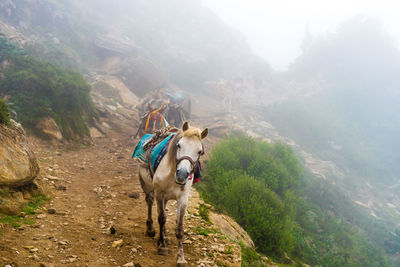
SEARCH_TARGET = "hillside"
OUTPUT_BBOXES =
[263,17,400,263]
[0,36,98,140]
[199,136,387,266]
[0,0,271,95]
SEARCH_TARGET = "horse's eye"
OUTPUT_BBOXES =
[177,143,181,149]
[198,150,202,155]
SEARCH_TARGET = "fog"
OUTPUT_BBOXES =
[2,0,400,265]
[202,0,400,70]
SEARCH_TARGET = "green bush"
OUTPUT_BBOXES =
[0,37,98,139]
[199,135,388,266]
[292,173,389,267]
[0,98,10,124]
[199,136,301,259]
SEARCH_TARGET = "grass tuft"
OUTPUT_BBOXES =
[0,193,49,228]
[193,226,219,236]
[198,203,211,222]
[22,194,50,215]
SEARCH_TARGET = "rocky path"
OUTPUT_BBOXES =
[0,118,241,266]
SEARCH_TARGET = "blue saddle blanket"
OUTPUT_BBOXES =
[132,133,176,173]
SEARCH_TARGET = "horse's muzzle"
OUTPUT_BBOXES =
[175,169,189,185]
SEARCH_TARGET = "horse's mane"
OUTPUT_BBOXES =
[166,127,202,170]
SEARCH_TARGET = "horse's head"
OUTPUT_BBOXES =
[173,122,208,185]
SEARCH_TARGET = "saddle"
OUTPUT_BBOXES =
[132,126,178,176]
[132,126,202,183]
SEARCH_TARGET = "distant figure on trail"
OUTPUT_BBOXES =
[165,90,191,128]
[166,103,184,128]
[135,100,167,138]
[135,88,191,138]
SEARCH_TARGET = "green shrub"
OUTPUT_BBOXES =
[199,136,301,259]
[199,135,388,266]
[0,37,98,139]
[0,98,10,124]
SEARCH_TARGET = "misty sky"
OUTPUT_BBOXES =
[202,0,400,70]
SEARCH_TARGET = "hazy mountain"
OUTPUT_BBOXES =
[263,16,400,263]
[0,0,271,95]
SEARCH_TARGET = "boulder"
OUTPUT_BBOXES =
[0,120,40,186]
[36,117,63,140]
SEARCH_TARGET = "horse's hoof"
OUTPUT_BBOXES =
[177,259,187,267]
[147,229,156,237]
[158,247,168,255]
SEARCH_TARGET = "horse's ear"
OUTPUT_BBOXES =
[201,128,208,139]
[182,121,189,132]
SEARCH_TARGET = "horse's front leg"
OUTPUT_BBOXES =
[156,194,168,255]
[176,197,188,266]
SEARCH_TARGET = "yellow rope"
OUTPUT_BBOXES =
[144,103,166,133]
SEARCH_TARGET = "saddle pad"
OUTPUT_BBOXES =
[150,133,175,171]
[132,134,153,162]
[132,133,176,173]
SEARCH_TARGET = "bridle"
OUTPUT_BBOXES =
[176,155,199,176]
[175,143,204,189]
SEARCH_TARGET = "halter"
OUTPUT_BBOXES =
[176,156,198,171]
[175,146,203,190]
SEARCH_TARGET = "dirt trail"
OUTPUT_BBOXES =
[0,116,240,266]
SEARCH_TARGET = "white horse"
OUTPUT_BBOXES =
[138,122,208,266]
